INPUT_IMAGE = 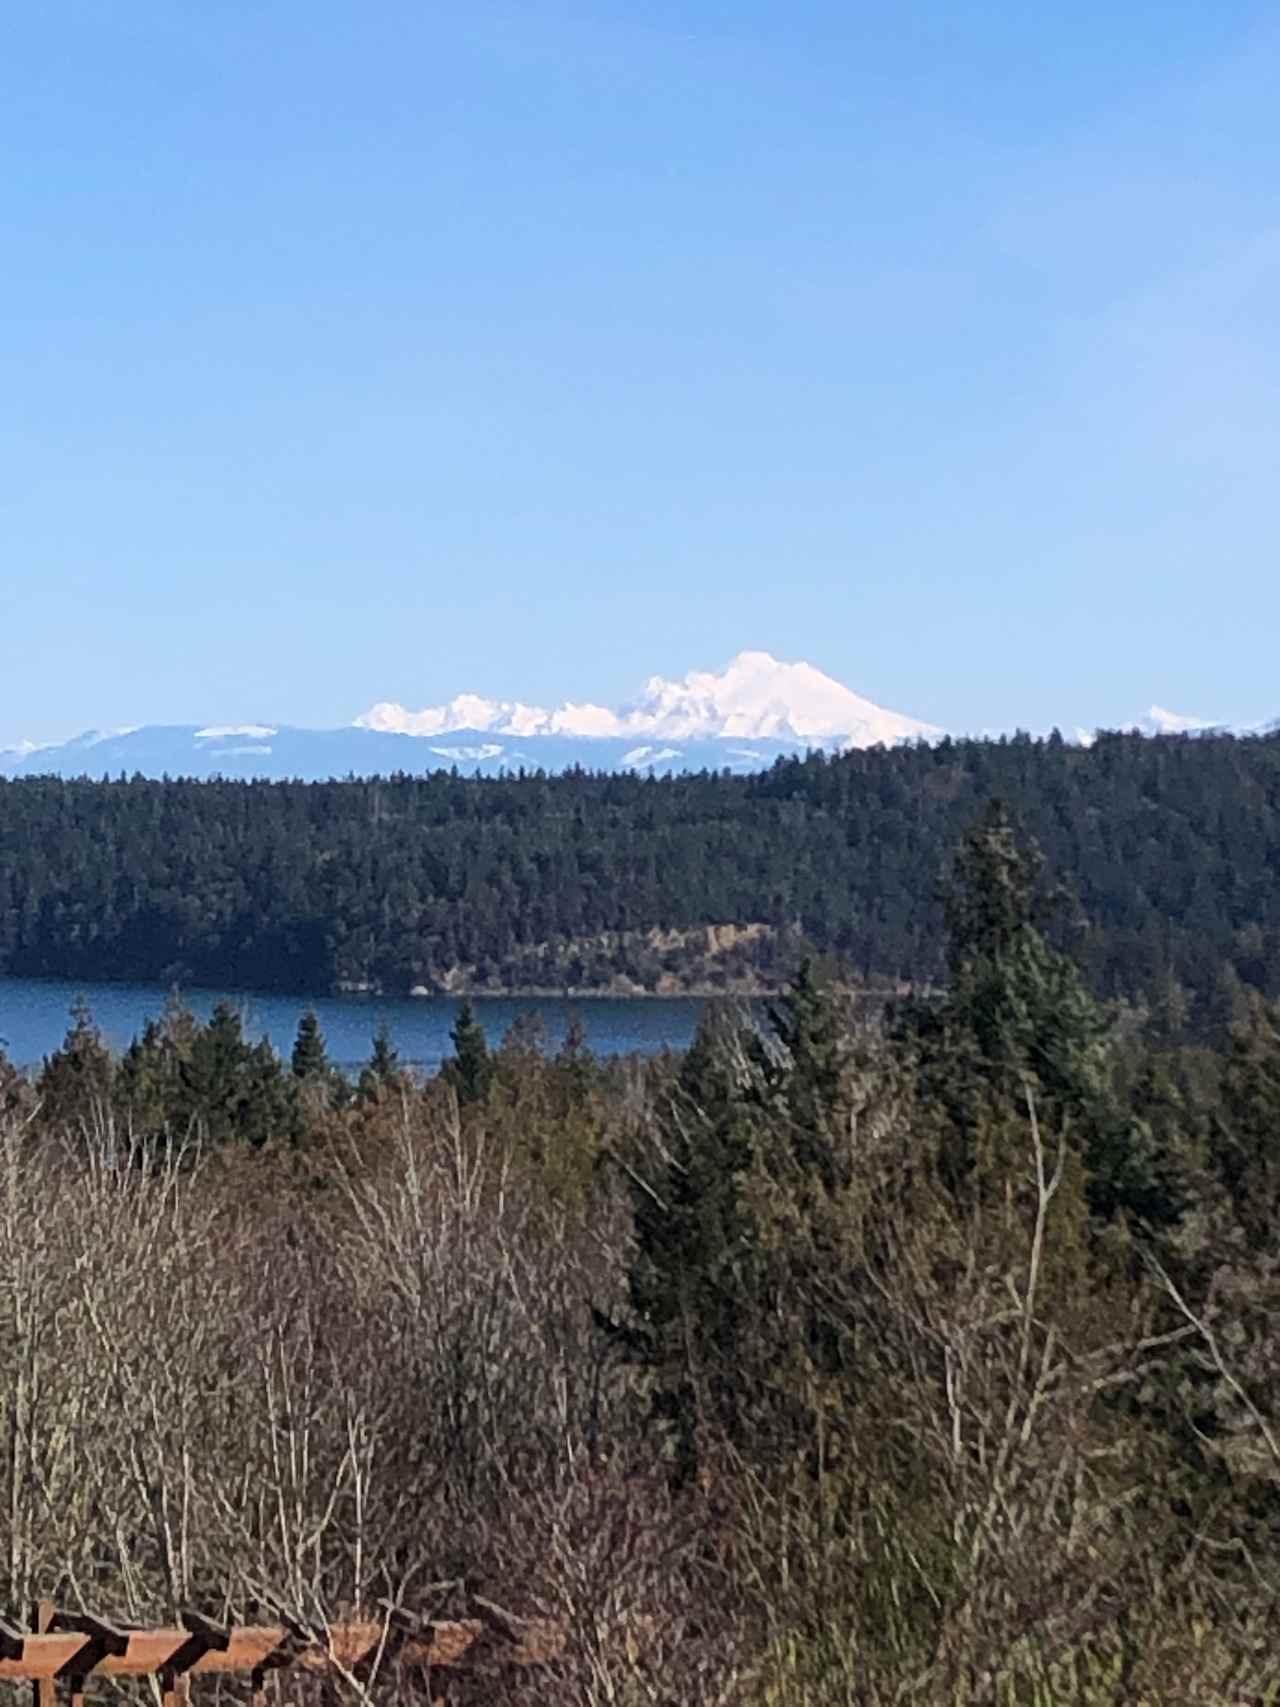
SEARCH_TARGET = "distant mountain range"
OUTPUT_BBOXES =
[355,650,938,746]
[1,652,1272,783]
[0,653,938,782]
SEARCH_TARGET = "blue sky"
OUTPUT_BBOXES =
[3,1,1278,746]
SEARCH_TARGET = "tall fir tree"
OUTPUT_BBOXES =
[442,997,492,1107]
[291,1010,330,1080]
[176,1001,300,1147]
[1210,992,1280,1250]
[753,959,849,1192]
[37,999,116,1135]
[357,1023,402,1103]
[895,800,1182,1227]
[622,1003,767,1480]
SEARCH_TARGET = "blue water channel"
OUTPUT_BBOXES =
[0,976,710,1074]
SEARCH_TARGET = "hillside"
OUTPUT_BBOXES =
[1,726,1278,1031]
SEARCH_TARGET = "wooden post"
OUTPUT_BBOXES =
[159,1665,190,1705]
[32,1601,54,1707]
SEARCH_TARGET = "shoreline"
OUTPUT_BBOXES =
[2,971,892,1004]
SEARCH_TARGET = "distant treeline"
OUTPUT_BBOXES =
[1,728,1278,1030]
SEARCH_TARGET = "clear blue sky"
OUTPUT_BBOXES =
[3,1,1278,746]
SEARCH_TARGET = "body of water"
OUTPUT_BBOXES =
[0,976,709,1073]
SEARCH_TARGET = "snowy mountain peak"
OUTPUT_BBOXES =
[627,650,937,743]
[356,651,940,749]
[1143,705,1220,736]
[4,661,1277,786]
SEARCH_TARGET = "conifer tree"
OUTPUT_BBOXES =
[245,1034,305,1146]
[754,958,849,1191]
[553,1014,599,1111]
[116,1018,170,1134]
[617,975,866,1478]
[0,1039,32,1121]
[176,1001,299,1147]
[1211,992,1280,1249]
[623,1004,766,1479]
[895,800,1181,1226]
[178,1000,249,1144]
[357,1023,401,1103]
[442,998,492,1106]
[37,999,116,1135]
[291,1010,330,1080]
[114,994,200,1139]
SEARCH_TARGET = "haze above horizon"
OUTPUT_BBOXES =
[3,1,1277,749]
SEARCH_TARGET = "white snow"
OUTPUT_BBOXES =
[357,694,624,739]
[622,746,683,768]
[1143,705,1218,735]
[76,726,140,747]
[195,725,278,741]
[355,651,940,750]
[358,696,506,736]
[550,702,624,737]
[504,701,556,736]
[619,651,938,744]
[428,743,506,763]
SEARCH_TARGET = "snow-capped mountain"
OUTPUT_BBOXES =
[357,651,938,747]
[4,655,1274,786]
[0,738,49,761]
[0,653,940,782]
[1141,706,1222,736]
[1073,706,1279,745]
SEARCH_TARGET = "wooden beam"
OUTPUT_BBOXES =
[179,1608,232,1652]
[49,1611,132,1656]
[0,1614,563,1684]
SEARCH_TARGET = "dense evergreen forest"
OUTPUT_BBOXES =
[3,806,1279,1702]
[2,728,1278,1033]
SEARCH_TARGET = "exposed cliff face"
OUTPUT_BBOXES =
[420,921,800,998]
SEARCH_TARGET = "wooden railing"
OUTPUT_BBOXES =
[0,1598,559,1702]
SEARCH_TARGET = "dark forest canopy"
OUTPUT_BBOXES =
[1,727,1278,1031]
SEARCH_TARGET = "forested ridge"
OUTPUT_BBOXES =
[2,727,1279,1029]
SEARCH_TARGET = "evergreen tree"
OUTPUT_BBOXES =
[115,993,199,1140]
[1210,993,1280,1249]
[245,1034,305,1146]
[37,999,116,1135]
[357,1023,402,1103]
[291,1010,330,1080]
[176,1001,299,1147]
[753,959,849,1191]
[178,1000,249,1143]
[0,1039,32,1122]
[617,976,864,1479]
[442,998,492,1106]
[116,1018,171,1135]
[554,1014,598,1107]
[618,1004,768,1479]
[895,801,1181,1226]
